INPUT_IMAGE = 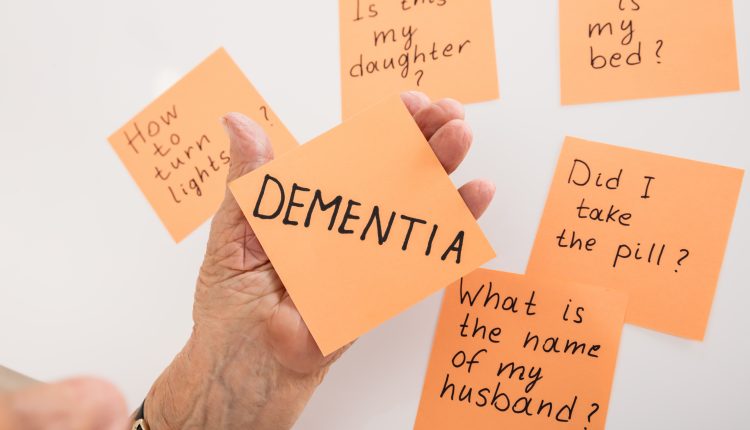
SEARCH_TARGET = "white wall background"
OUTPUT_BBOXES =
[0,1,747,429]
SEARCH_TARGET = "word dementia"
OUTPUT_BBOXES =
[252,174,467,263]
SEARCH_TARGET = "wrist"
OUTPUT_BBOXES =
[143,328,324,430]
[143,333,215,430]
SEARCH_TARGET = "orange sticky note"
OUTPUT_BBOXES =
[528,137,744,340]
[229,95,495,355]
[415,269,627,430]
[339,0,499,119]
[560,0,740,105]
[109,48,297,242]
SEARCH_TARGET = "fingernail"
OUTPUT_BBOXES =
[220,115,231,136]
[484,181,497,197]
[462,120,473,138]
[222,114,247,146]
[444,97,464,111]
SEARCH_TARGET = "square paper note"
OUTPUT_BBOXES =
[560,0,739,104]
[527,137,743,339]
[109,48,297,242]
[339,0,499,119]
[229,95,495,355]
[415,269,627,430]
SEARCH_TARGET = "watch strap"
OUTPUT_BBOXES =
[131,399,149,430]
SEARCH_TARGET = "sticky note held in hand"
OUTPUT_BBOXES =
[415,269,627,430]
[339,0,499,119]
[229,95,495,355]
[527,137,744,340]
[109,48,297,242]
[560,0,739,105]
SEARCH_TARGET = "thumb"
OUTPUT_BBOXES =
[214,112,275,223]
[222,112,275,184]
[204,113,275,268]
[0,378,128,430]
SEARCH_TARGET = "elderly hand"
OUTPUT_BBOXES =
[145,92,495,430]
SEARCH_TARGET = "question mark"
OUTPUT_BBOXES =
[583,402,600,430]
[655,40,664,64]
[415,69,424,86]
[259,106,274,127]
[675,249,689,273]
